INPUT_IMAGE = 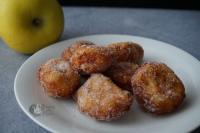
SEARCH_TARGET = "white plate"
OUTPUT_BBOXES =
[14,34,200,133]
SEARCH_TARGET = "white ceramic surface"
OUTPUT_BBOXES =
[14,34,200,133]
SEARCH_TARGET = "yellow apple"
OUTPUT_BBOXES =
[0,0,64,54]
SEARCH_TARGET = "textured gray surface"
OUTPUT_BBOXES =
[0,7,200,133]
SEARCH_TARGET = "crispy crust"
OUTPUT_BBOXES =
[38,58,80,98]
[107,42,144,64]
[131,62,185,114]
[61,41,95,61]
[105,62,138,91]
[75,74,133,121]
[70,45,113,74]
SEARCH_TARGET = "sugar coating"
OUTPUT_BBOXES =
[61,40,95,61]
[105,62,138,91]
[70,45,113,74]
[38,58,80,98]
[132,62,185,114]
[107,42,144,64]
[75,74,133,121]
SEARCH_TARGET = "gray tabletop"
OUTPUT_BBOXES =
[0,7,200,133]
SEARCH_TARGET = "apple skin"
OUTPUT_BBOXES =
[0,0,64,54]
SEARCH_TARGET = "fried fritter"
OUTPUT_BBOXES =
[61,41,95,61]
[75,74,133,121]
[38,58,80,98]
[105,62,138,91]
[70,45,113,74]
[107,42,144,64]
[131,62,185,114]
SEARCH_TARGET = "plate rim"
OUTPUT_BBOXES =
[14,34,200,133]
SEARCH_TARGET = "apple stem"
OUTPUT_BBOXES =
[32,18,42,27]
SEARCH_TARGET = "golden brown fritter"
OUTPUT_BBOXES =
[75,74,133,121]
[61,41,95,61]
[70,45,113,74]
[38,58,80,98]
[131,62,185,114]
[105,62,138,91]
[107,42,144,64]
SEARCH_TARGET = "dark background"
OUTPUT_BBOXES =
[58,0,200,10]
[58,0,199,133]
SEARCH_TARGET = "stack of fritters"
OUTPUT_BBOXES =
[38,40,185,121]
